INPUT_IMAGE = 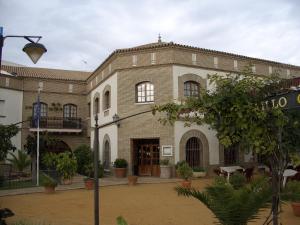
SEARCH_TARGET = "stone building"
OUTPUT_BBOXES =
[1,40,300,175]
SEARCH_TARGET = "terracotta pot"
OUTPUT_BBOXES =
[291,202,300,217]
[182,180,192,189]
[62,178,72,185]
[84,178,94,190]
[44,186,55,194]
[128,175,138,185]
[114,168,127,178]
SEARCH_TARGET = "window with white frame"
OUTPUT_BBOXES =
[252,65,256,73]
[192,53,197,65]
[184,81,200,97]
[213,57,218,68]
[63,104,77,118]
[132,55,137,66]
[151,53,156,64]
[33,102,47,117]
[38,81,44,90]
[136,82,154,103]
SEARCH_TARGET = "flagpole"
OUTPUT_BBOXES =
[36,87,40,186]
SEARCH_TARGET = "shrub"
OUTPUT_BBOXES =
[84,161,104,178]
[282,181,300,202]
[193,167,205,172]
[160,159,169,166]
[7,151,31,173]
[114,158,128,168]
[40,173,57,187]
[177,162,193,180]
[175,160,186,169]
[74,144,92,175]
[229,172,247,189]
[56,152,77,180]
[42,152,59,169]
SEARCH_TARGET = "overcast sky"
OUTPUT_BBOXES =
[1,0,299,71]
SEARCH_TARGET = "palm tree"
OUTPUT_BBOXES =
[7,150,31,173]
[175,177,272,225]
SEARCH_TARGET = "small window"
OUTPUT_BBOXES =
[5,78,9,87]
[38,82,44,90]
[68,84,73,93]
[136,82,154,103]
[88,102,91,117]
[33,102,47,118]
[224,145,239,165]
[287,69,291,77]
[132,55,137,66]
[102,71,104,79]
[95,76,98,83]
[104,91,110,110]
[192,54,197,65]
[252,65,256,73]
[151,53,156,64]
[63,104,77,118]
[213,57,218,68]
[234,60,238,70]
[109,64,112,73]
[94,97,99,114]
[184,81,200,97]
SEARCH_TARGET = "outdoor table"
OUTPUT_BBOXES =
[283,169,298,187]
[220,166,245,181]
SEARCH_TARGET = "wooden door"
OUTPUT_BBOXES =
[138,144,160,176]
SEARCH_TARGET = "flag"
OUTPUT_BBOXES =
[34,94,41,127]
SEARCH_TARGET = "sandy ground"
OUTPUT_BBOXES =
[1,179,299,225]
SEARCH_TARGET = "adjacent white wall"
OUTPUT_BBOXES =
[0,87,23,152]
[90,72,118,164]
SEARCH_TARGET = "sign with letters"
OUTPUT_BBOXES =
[262,90,300,110]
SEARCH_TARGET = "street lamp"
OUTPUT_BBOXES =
[0,26,47,70]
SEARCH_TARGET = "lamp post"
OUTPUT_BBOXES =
[0,26,47,71]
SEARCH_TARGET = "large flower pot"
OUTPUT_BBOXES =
[181,180,192,189]
[114,168,127,178]
[291,202,300,217]
[193,171,207,178]
[44,186,55,194]
[160,165,172,178]
[84,178,94,190]
[128,175,138,185]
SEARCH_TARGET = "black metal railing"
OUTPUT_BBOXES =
[30,117,82,129]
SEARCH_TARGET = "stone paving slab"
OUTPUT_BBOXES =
[0,177,182,197]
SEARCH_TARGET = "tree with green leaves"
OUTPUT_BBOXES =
[0,124,19,161]
[153,69,300,225]
[7,150,31,173]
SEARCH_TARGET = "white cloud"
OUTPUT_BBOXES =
[0,0,299,71]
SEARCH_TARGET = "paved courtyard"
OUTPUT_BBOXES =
[1,179,299,225]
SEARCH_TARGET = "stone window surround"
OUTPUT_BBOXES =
[102,133,111,170]
[135,81,154,103]
[178,73,206,101]
[93,92,100,114]
[179,129,209,169]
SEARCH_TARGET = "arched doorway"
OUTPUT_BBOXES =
[179,129,209,169]
[185,137,201,168]
[103,140,110,170]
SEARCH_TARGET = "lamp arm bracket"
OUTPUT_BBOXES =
[3,35,42,43]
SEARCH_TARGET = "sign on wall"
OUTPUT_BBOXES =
[262,90,300,110]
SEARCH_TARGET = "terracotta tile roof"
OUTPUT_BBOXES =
[115,41,300,69]
[1,65,91,81]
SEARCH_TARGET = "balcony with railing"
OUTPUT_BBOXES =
[29,117,82,133]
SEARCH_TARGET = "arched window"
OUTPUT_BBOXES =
[136,82,154,103]
[94,97,99,114]
[103,140,110,170]
[224,145,239,165]
[184,81,199,97]
[63,104,77,118]
[33,102,48,118]
[185,137,201,168]
[104,91,110,110]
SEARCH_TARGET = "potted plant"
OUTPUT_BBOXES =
[127,175,138,185]
[41,173,57,194]
[282,181,300,216]
[56,152,77,185]
[84,163,94,190]
[175,160,186,178]
[114,158,128,178]
[177,162,193,188]
[160,159,172,178]
[192,167,207,178]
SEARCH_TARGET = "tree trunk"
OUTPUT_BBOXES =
[271,166,279,225]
